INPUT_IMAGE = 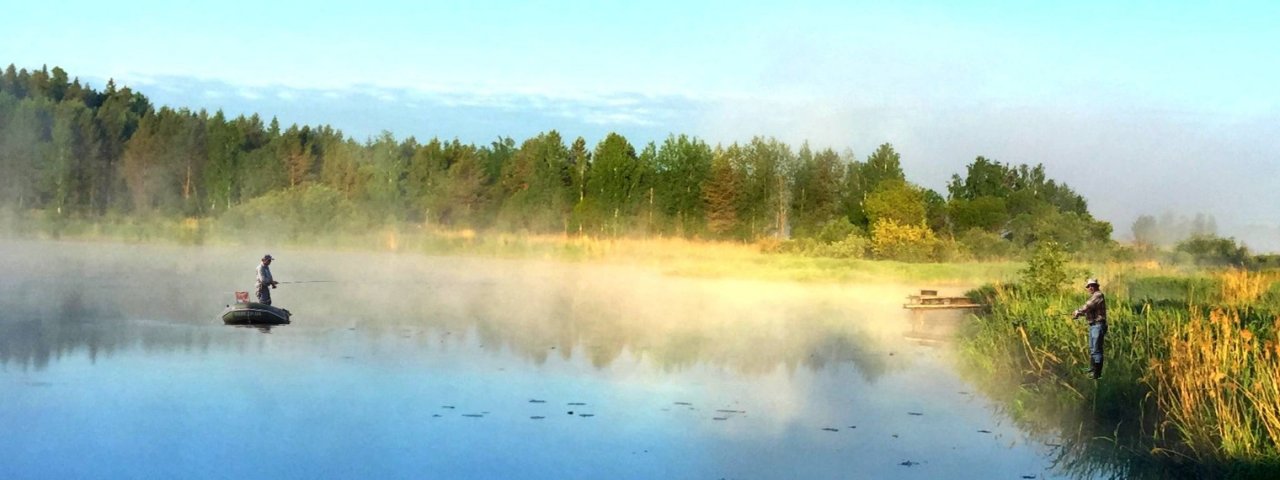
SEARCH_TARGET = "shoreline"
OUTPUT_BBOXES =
[0,227,1022,287]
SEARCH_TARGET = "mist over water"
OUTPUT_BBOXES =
[1,240,1074,479]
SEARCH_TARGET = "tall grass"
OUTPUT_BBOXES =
[1222,269,1269,305]
[960,270,1280,476]
[1150,309,1280,461]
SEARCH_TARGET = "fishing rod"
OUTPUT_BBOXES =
[274,281,339,285]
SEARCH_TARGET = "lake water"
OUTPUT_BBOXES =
[0,240,1074,479]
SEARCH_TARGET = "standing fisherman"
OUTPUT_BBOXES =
[1073,278,1107,379]
[256,254,278,305]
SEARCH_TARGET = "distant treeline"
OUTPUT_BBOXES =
[0,64,1116,260]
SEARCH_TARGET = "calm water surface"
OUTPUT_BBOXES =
[1,240,1075,479]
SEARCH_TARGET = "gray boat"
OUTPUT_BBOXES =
[221,302,291,325]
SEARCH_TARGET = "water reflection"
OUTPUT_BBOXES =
[0,240,909,380]
[0,240,1070,480]
[230,324,283,334]
[1028,415,1244,479]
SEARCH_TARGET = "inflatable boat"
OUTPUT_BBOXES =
[221,302,291,325]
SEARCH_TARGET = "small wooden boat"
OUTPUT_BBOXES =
[221,302,291,325]
[903,290,983,310]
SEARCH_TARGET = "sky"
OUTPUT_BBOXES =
[2,0,1277,250]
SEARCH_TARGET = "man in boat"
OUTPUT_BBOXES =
[256,254,278,305]
[1072,278,1107,379]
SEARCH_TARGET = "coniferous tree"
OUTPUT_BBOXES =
[0,65,23,97]
[48,67,70,102]
[790,144,843,238]
[440,140,488,227]
[585,132,640,234]
[703,144,743,238]
[0,97,54,209]
[92,80,148,212]
[654,134,711,236]
[47,101,98,215]
[405,137,445,222]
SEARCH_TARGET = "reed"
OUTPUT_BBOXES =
[959,271,1280,475]
[1221,269,1268,305]
[1150,309,1280,461]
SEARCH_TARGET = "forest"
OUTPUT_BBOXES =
[0,63,1175,263]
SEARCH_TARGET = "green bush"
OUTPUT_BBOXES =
[814,218,861,244]
[215,185,362,242]
[818,233,869,259]
[958,227,1014,260]
[1124,275,1217,303]
[1174,235,1251,267]
[870,219,940,262]
[773,232,869,259]
[1019,241,1075,295]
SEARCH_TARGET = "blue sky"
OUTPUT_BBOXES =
[3,1,1278,249]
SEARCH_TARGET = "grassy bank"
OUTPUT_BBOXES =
[958,270,1280,478]
[0,214,1022,285]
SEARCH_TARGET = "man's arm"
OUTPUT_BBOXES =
[1074,292,1102,318]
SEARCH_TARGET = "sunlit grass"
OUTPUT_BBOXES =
[3,216,1025,285]
[957,269,1280,474]
[1151,309,1280,461]
[1221,269,1270,305]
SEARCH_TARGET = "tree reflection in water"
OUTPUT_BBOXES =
[0,240,913,383]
